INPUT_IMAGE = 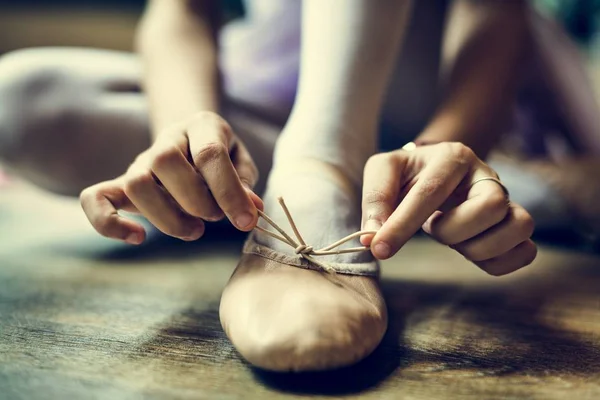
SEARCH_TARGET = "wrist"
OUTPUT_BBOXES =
[150,107,221,141]
[286,105,378,140]
[413,108,494,157]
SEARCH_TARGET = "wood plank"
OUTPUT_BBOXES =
[0,184,599,399]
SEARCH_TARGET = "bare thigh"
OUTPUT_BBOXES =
[0,48,278,196]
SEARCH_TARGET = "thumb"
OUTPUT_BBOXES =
[246,189,264,212]
[360,152,403,246]
[80,177,146,244]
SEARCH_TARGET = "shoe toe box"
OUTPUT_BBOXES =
[219,255,387,372]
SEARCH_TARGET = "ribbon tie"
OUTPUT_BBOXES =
[254,197,377,273]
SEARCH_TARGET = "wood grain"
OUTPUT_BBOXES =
[1,184,599,399]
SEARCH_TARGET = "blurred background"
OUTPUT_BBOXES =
[0,0,244,52]
[0,0,597,97]
[0,0,599,245]
[0,0,144,53]
[0,1,597,51]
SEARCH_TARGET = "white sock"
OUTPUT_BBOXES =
[256,163,372,265]
[272,0,413,186]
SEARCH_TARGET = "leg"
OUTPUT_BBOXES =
[494,13,600,237]
[379,1,600,238]
[525,12,600,156]
[220,0,414,371]
[0,48,150,195]
[0,47,278,196]
[380,0,447,148]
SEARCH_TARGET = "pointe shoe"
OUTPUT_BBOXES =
[219,233,387,372]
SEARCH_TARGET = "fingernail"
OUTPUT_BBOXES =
[125,232,142,245]
[363,219,382,232]
[422,220,432,233]
[183,226,204,241]
[235,212,254,229]
[373,242,391,259]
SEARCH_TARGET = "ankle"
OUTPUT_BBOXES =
[269,157,358,197]
[272,120,375,187]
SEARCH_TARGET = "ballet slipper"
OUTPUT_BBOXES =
[219,199,387,372]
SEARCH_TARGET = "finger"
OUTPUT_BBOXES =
[454,204,535,262]
[80,179,146,244]
[423,179,510,245]
[123,165,205,240]
[372,144,473,258]
[231,139,264,211]
[246,188,264,211]
[475,239,538,276]
[360,153,403,246]
[150,135,223,221]
[187,116,257,231]
[231,139,260,190]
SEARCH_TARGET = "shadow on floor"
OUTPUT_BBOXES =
[128,245,600,396]
[49,220,249,262]
[379,272,600,378]
[250,318,407,396]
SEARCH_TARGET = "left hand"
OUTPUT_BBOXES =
[361,142,537,276]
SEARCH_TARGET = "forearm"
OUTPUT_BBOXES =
[417,0,529,157]
[289,0,413,137]
[136,0,220,138]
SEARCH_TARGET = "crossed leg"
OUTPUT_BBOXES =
[0,47,279,196]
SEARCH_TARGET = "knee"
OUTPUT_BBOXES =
[0,48,89,165]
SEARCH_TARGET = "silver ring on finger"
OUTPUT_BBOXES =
[470,177,509,198]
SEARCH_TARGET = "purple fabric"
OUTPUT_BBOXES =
[219,0,301,116]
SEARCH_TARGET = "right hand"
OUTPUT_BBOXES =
[80,112,263,244]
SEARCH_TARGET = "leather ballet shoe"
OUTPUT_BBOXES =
[219,234,387,372]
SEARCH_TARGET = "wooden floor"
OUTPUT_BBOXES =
[1,183,599,400]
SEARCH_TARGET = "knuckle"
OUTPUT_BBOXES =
[123,171,154,195]
[79,184,105,212]
[365,152,398,176]
[363,189,393,208]
[483,191,510,222]
[514,208,536,238]
[365,153,388,169]
[132,151,152,168]
[151,145,181,170]
[193,142,228,166]
[191,112,233,137]
[79,186,94,206]
[446,142,475,167]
